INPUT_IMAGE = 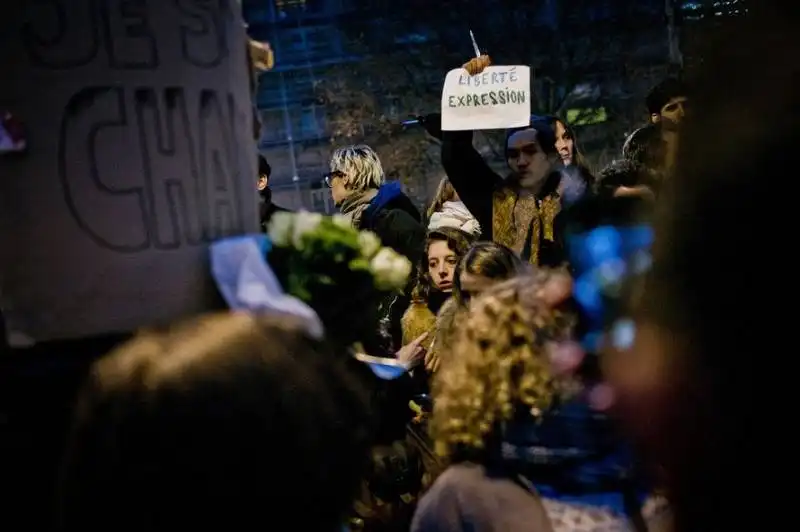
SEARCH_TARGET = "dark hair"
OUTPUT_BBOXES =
[548,115,591,171]
[645,77,688,115]
[452,242,524,304]
[258,155,271,178]
[57,314,371,531]
[505,115,558,156]
[622,124,664,169]
[413,227,476,301]
[595,159,655,197]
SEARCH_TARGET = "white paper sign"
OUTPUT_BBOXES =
[441,65,531,131]
[0,0,259,345]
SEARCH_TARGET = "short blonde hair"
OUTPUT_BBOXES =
[430,272,576,458]
[330,144,384,192]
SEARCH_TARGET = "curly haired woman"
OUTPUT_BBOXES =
[412,273,663,532]
[400,227,476,351]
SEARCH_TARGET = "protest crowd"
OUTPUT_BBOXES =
[0,2,793,532]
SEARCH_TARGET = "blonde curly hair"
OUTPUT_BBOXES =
[430,271,576,458]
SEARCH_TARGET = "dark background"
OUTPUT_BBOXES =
[0,0,748,528]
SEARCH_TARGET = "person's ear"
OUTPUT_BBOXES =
[650,113,661,124]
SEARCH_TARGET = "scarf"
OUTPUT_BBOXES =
[428,201,482,236]
[339,189,379,228]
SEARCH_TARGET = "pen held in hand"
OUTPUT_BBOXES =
[469,29,482,58]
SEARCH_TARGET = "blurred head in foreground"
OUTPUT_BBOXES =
[57,313,371,531]
[432,273,574,459]
[606,6,797,530]
[453,242,525,306]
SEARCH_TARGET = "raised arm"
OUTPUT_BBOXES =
[425,55,505,233]
[440,129,502,234]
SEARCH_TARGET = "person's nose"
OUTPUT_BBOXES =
[437,264,448,278]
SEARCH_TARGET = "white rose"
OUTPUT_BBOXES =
[358,231,381,259]
[370,248,412,290]
[389,254,412,289]
[332,214,351,229]
[267,211,294,246]
[291,211,323,248]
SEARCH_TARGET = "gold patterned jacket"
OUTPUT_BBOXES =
[492,185,560,266]
[441,130,561,266]
[400,295,464,373]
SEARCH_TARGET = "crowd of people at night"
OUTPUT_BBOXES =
[0,2,794,532]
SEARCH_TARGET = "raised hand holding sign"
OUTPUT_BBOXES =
[463,54,492,76]
[441,64,531,131]
[441,33,531,131]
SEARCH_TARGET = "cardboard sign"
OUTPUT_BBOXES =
[0,1,259,345]
[441,66,531,131]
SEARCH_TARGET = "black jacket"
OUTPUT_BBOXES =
[359,182,426,266]
[258,189,290,231]
[357,182,426,352]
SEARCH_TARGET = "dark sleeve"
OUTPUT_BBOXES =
[344,358,416,443]
[387,293,411,351]
[373,208,426,266]
[440,130,503,237]
[539,211,569,268]
[594,171,630,199]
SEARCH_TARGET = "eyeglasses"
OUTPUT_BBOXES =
[323,170,345,188]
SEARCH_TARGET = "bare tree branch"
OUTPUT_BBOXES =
[316,0,670,187]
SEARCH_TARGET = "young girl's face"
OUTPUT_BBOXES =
[428,240,458,292]
[554,120,575,166]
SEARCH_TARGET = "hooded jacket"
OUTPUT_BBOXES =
[342,181,426,266]
[339,182,426,351]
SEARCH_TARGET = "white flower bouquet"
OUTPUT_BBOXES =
[266,211,412,348]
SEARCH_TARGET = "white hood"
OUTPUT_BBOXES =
[428,201,481,236]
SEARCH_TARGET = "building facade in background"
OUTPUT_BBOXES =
[244,0,358,213]
[244,0,676,211]
[678,0,748,71]
[679,0,747,21]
